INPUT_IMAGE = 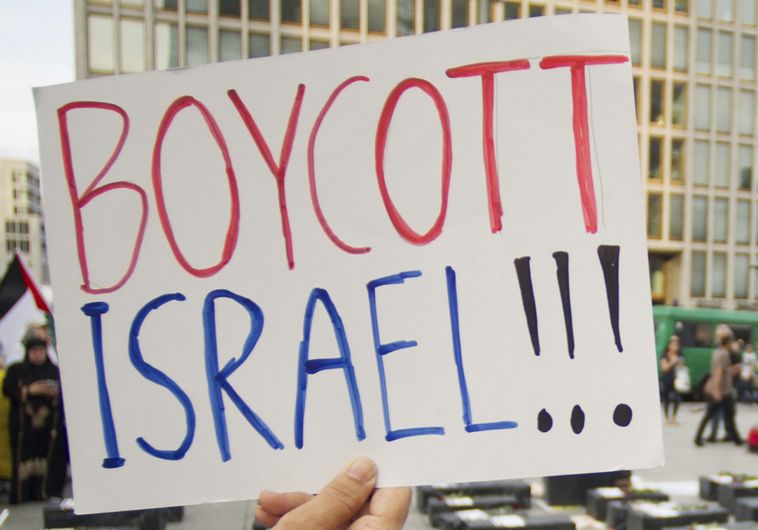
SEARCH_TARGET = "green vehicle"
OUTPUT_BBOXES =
[653,305,758,399]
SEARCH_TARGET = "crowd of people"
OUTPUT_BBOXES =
[659,324,758,447]
[0,322,68,504]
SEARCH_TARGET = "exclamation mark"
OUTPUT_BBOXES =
[514,256,540,356]
[597,245,622,352]
[552,251,575,359]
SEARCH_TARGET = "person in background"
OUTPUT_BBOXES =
[1,335,64,503]
[660,335,684,424]
[256,457,410,529]
[694,324,743,446]
[739,342,757,403]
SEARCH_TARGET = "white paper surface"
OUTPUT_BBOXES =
[35,14,663,513]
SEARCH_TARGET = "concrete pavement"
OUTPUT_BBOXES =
[3,402,758,529]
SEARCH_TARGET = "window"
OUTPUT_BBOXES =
[714,197,728,242]
[341,0,359,29]
[311,0,330,25]
[249,33,270,57]
[155,0,178,9]
[651,23,667,68]
[717,0,734,19]
[506,1,521,18]
[671,138,685,181]
[680,321,712,347]
[737,200,751,243]
[650,80,664,125]
[424,0,441,31]
[697,28,712,74]
[676,0,689,12]
[250,0,270,19]
[220,0,241,15]
[555,5,573,13]
[654,0,666,8]
[698,0,713,15]
[529,4,544,16]
[155,22,179,69]
[187,0,208,12]
[694,141,710,185]
[452,0,469,26]
[220,30,241,61]
[309,39,330,50]
[120,19,145,73]
[670,194,684,239]
[397,0,415,35]
[649,137,663,179]
[478,0,496,22]
[648,193,663,237]
[633,77,640,122]
[717,31,733,77]
[741,91,755,135]
[368,0,385,32]
[742,36,755,79]
[281,0,302,23]
[186,26,209,66]
[742,0,756,23]
[281,36,302,53]
[695,85,711,130]
[717,87,732,133]
[691,251,707,297]
[693,195,708,241]
[88,15,114,73]
[674,26,688,70]
[629,19,641,65]
[672,82,686,125]
[735,254,750,298]
[715,142,730,187]
[740,145,753,190]
[712,252,727,297]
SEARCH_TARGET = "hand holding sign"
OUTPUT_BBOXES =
[256,457,411,529]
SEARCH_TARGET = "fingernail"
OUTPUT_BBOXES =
[347,457,376,483]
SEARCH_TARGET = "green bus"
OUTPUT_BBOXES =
[653,305,758,398]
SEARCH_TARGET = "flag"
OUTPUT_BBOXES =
[0,251,52,365]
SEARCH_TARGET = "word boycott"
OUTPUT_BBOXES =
[57,54,628,295]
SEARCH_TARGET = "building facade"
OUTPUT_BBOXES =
[74,0,758,310]
[0,159,49,282]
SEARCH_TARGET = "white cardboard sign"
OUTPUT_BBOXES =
[35,14,663,513]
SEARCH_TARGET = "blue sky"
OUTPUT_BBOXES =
[0,1,74,164]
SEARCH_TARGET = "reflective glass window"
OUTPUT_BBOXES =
[697,28,712,74]
[341,0,359,29]
[714,198,728,242]
[629,19,641,66]
[250,0,271,19]
[742,0,756,23]
[397,0,415,35]
[691,250,706,296]
[717,0,734,20]
[672,82,686,126]
[220,0,241,15]
[674,26,688,70]
[651,23,666,68]
[650,80,664,125]
[649,137,663,179]
[717,31,733,76]
[282,0,302,23]
[715,142,730,187]
[648,194,663,238]
[694,140,710,185]
[155,21,179,69]
[311,0,329,25]
[695,84,711,130]
[676,0,689,12]
[220,29,241,61]
[120,19,145,73]
[88,15,114,73]
[671,138,685,181]
[735,254,750,298]
[187,0,208,12]
[693,195,708,241]
[670,194,684,240]
[368,0,385,32]
[737,200,751,244]
[742,35,755,79]
[452,0,469,26]
[281,36,302,53]
[740,90,755,135]
[249,33,271,57]
[186,26,209,66]
[716,87,732,132]
[424,0,441,31]
[697,0,712,16]
[529,4,544,16]
[739,145,753,190]
[712,252,727,297]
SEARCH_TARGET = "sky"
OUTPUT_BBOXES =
[0,1,74,165]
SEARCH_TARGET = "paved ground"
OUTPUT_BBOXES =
[3,401,758,529]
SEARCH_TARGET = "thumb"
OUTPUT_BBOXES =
[275,457,378,530]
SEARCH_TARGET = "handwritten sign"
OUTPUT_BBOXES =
[35,14,663,513]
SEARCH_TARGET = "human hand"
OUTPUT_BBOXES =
[255,457,411,529]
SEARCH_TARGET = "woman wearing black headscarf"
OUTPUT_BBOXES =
[2,336,62,503]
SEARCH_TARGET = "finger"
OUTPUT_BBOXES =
[254,505,282,528]
[275,457,377,529]
[349,487,411,530]
[258,491,314,516]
